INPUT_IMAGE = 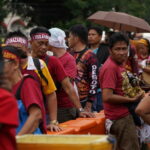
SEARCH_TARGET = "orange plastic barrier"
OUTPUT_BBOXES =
[76,111,106,134]
[47,110,106,135]
[47,128,75,135]
[60,119,97,134]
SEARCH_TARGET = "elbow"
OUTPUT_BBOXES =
[35,110,42,121]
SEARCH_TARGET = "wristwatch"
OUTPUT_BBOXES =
[78,108,85,112]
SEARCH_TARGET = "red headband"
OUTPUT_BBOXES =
[31,33,50,40]
[5,37,28,47]
[3,50,19,61]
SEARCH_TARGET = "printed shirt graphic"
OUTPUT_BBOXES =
[72,49,98,102]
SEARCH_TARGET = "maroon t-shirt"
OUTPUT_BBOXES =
[44,55,67,83]
[12,77,46,133]
[59,52,77,79]
[43,55,74,108]
[0,88,18,150]
[100,57,129,120]
[57,52,77,108]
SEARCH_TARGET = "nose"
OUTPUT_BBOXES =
[41,44,47,50]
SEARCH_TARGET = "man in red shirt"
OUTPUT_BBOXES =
[30,27,93,123]
[2,46,46,135]
[4,31,60,131]
[100,32,143,150]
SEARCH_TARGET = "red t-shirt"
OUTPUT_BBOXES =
[12,77,46,133]
[59,52,77,79]
[43,55,75,108]
[0,88,18,150]
[100,57,129,120]
[57,52,77,108]
[44,55,67,83]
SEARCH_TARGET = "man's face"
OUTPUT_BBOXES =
[110,41,128,64]
[88,29,101,45]
[30,39,48,58]
[3,59,18,81]
[68,32,78,49]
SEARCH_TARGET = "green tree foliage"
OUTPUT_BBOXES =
[0,0,9,22]
[8,0,150,29]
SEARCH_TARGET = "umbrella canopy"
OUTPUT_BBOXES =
[88,11,150,33]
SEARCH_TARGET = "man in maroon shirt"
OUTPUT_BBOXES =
[30,27,93,123]
[100,32,144,150]
[4,31,60,131]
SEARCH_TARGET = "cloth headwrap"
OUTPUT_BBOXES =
[5,37,28,47]
[137,39,149,47]
[3,50,19,61]
[31,33,50,40]
[48,28,68,49]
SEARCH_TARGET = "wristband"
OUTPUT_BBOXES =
[50,120,59,125]
[78,108,85,112]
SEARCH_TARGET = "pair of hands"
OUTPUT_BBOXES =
[47,102,96,132]
[79,102,96,118]
[131,91,145,102]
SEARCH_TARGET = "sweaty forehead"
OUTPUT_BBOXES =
[113,41,128,47]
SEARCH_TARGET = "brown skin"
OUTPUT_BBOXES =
[3,59,42,135]
[102,41,144,104]
[88,29,101,50]
[136,95,150,124]
[137,43,149,60]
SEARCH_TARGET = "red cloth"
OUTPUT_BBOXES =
[100,57,129,120]
[43,54,76,108]
[12,77,46,133]
[57,52,77,108]
[0,88,18,150]
[59,52,77,79]
[45,55,67,82]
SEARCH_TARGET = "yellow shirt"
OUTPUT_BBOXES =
[23,56,56,95]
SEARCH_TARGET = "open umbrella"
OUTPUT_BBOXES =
[87,11,150,33]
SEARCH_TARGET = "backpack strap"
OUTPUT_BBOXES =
[15,75,35,100]
[45,55,49,66]
[33,58,48,85]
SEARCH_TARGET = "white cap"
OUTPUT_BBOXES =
[48,28,68,49]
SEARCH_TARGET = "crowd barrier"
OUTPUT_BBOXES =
[47,110,106,135]
[17,135,113,150]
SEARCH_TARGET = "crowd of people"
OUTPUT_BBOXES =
[1,24,150,150]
